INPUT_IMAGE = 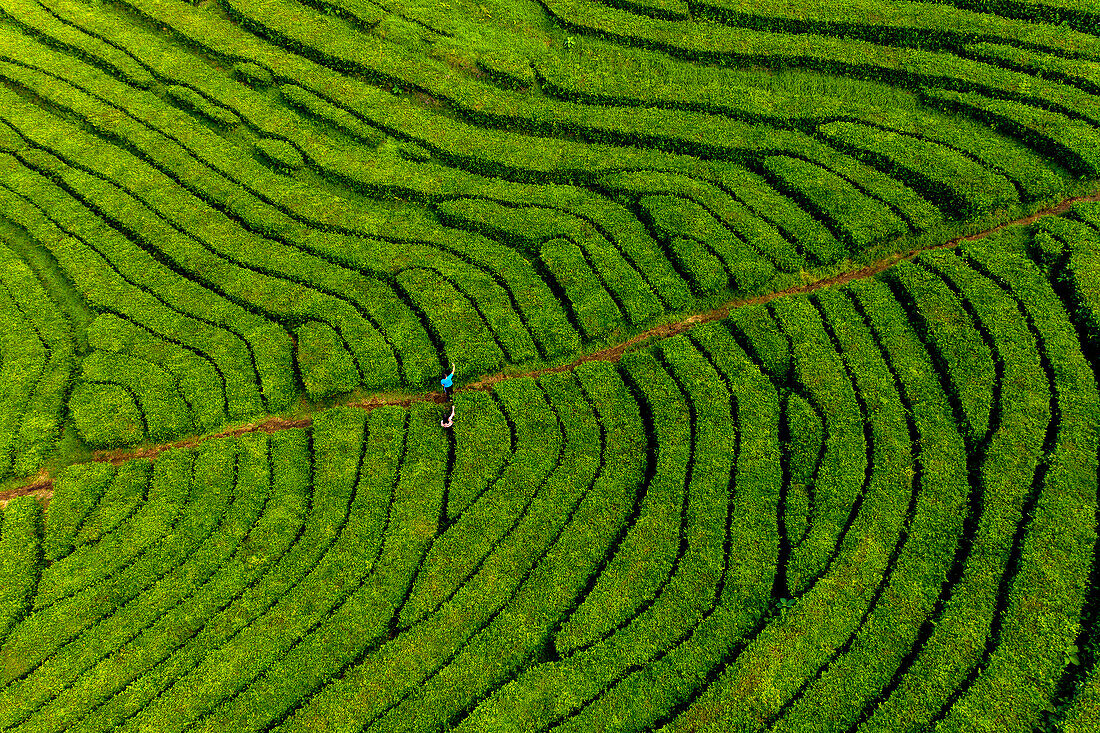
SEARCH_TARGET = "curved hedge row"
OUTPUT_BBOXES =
[0,0,1097,467]
[1,216,1095,731]
[0,0,1098,730]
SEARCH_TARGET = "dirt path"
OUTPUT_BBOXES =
[466,190,1100,388]
[4,191,1097,503]
[0,474,53,509]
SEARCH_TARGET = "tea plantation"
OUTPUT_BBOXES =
[0,0,1099,730]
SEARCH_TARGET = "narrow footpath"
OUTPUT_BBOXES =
[4,189,1099,508]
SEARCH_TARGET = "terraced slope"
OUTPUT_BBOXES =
[2,0,1100,730]
[2,0,1100,467]
[1,217,1097,732]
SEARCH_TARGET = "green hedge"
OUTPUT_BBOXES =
[295,371,598,733]
[664,283,911,732]
[842,276,970,728]
[864,105,1065,202]
[0,497,43,644]
[24,431,308,733]
[935,241,1099,732]
[295,320,360,400]
[0,155,268,423]
[555,350,688,656]
[16,435,261,731]
[1031,214,1092,269]
[0,74,297,410]
[715,164,842,269]
[640,193,776,292]
[647,321,781,733]
[413,231,580,363]
[33,456,213,614]
[586,320,783,733]
[783,391,822,552]
[539,237,626,340]
[639,194,731,294]
[769,295,865,594]
[884,259,995,445]
[253,137,304,171]
[568,233,663,327]
[436,194,665,328]
[446,389,513,519]
[0,449,199,690]
[400,377,559,628]
[112,407,381,732]
[534,0,1100,131]
[233,61,273,88]
[762,155,904,252]
[598,169,804,274]
[188,403,445,733]
[796,143,943,233]
[694,0,1100,58]
[25,0,676,356]
[407,261,541,365]
[0,32,442,395]
[215,0,1094,201]
[727,303,791,384]
[817,121,1019,219]
[1064,667,1100,733]
[283,362,643,733]
[0,243,72,477]
[69,460,151,553]
[543,334,738,732]
[165,85,241,128]
[42,462,115,564]
[75,412,372,732]
[767,284,937,730]
[81,0,1083,289]
[68,382,146,449]
[0,0,154,88]
[0,441,259,730]
[922,88,1100,179]
[74,351,193,443]
[85,313,226,434]
[1059,204,1100,362]
[0,283,48,477]
[398,267,506,373]
[279,84,386,145]
[862,249,1050,731]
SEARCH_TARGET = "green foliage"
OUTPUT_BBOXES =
[295,320,360,399]
[165,86,241,128]
[770,295,865,594]
[0,0,1098,730]
[728,303,791,383]
[555,349,687,656]
[253,137,305,171]
[885,259,995,444]
[782,391,820,549]
[0,497,43,643]
[69,382,146,448]
[0,243,73,477]
[233,61,273,88]
[763,154,903,252]
[43,462,115,563]
[400,377,559,628]
[279,84,386,144]
[818,121,1019,219]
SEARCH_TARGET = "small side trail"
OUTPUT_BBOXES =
[3,190,1098,507]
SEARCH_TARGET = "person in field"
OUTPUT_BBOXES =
[441,405,455,428]
[441,363,455,397]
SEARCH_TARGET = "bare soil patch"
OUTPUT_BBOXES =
[91,416,312,466]
[0,473,54,509]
